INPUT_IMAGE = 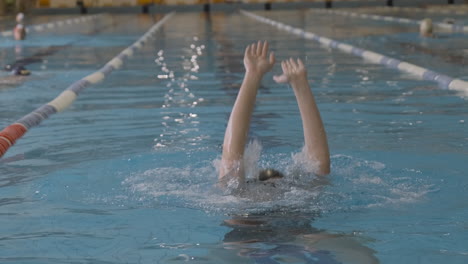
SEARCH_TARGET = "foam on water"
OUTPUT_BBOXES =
[323,154,436,211]
[122,142,434,217]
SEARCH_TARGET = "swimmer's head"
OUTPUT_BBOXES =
[16,13,24,23]
[443,18,455,24]
[258,168,284,181]
[420,18,433,37]
[10,66,30,76]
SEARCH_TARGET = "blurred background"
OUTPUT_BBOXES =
[1,0,468,15]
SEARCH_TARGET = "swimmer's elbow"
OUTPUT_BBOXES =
[316,167,330,176]
[316,160,330,176]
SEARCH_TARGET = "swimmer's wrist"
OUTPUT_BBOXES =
[289,76,309,88]
[244,70,265,81]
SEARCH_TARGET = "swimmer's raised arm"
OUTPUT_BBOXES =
[220,41,275,181]
[274,58,330,176]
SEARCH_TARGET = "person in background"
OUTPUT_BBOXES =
[419,18,433,38]
[219,41,330,188]
[14,12,26,40]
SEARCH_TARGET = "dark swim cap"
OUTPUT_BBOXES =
[258,168,284,181]
[11,66,30,76]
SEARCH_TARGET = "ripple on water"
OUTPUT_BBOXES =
[121,143,434,216]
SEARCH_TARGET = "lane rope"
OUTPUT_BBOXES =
[0,12,175,158]
[1,14,106,38]
[308,8,468,33]
[240,10,468,92]
[369,6,468,16]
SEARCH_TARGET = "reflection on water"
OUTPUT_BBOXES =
[221,214,378,264]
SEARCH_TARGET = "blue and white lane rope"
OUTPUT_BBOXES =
[0,12,175,158]
[240,10,468,92]
[308,8,468,33]
[0,14,105,38]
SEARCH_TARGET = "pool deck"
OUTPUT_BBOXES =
[29,0,468,15]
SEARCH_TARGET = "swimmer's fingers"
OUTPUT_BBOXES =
[250,43,256,56]
[249,43,256,56]
[256,40,263,56]
[296,58,305,70]
[281,60,289,75]
[244,45,251,57]
[269,51,275,65]
[284,60,293,75]
[289,58,298,72]
[273,60,287,83]
[261,41,268,58]
[273,73,288,83]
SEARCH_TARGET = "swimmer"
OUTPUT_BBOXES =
[1,65,30,88]
[4,64,30,76]
[14,12,26,40]
[219,41,330,188]
[443,18,455,24]
[0,76,29,88]
[420,18,433,38]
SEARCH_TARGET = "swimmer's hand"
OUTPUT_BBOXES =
[244,41,275,76]
[273,58,308,86]
[274,58,331,176]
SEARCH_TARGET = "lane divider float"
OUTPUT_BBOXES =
[240,10,468,91]
[371,6,468,16]
[0,12,175,158]
[1,14,106,38]
[308,8,468,33]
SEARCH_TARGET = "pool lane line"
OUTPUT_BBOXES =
[240,10,468,92]
[370,6,468,16]
[0,14,105,38]
[0,12,175,158]
[307,8,468,33]
[3,16,127,71]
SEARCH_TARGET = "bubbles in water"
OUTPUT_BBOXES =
[153,40,208,151]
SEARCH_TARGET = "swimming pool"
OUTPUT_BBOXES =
[1,9,467,263]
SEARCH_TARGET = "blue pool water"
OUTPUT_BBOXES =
[1,10,467,263]
[0,14,82,31]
